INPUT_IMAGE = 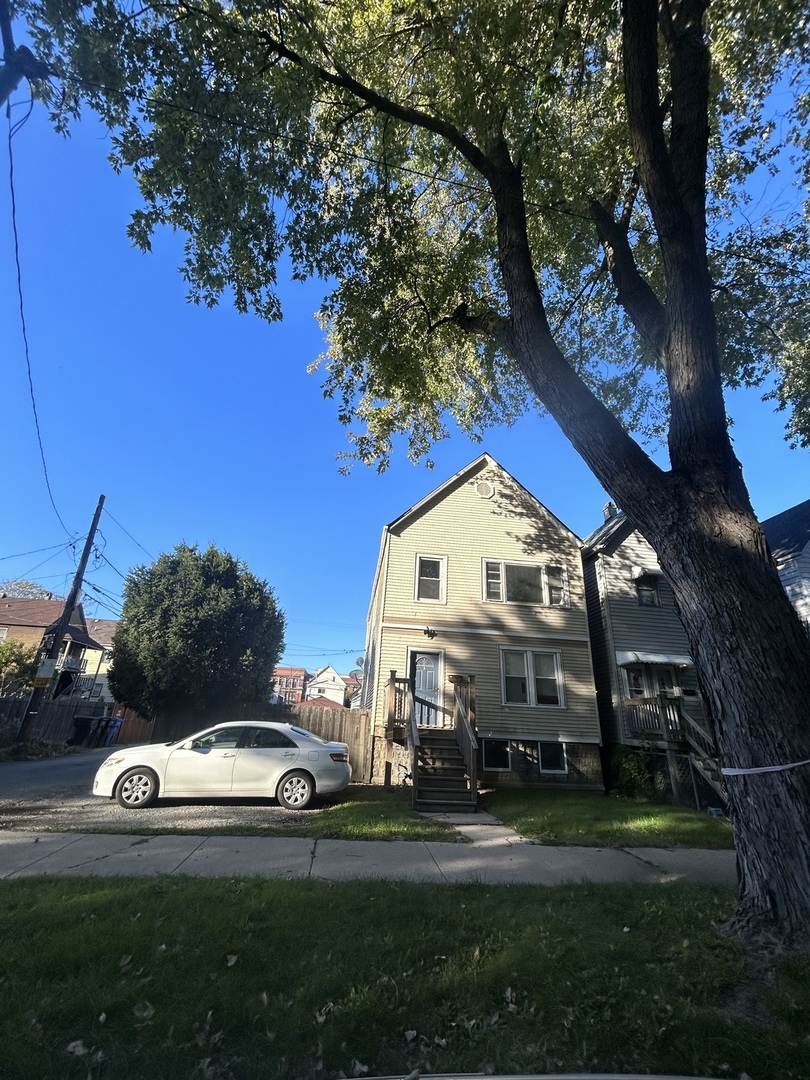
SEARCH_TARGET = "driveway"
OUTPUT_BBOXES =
[0,747,323,833]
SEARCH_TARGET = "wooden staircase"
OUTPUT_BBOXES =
[414,727,477,813]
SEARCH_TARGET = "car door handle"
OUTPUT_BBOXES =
[284,751,296,757]
[222,753,236,758]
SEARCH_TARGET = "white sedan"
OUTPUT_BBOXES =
[93,721,351,811]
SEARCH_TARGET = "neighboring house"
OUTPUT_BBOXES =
[362,454,603,808]
[305,694,346,710]
[304,665,348,706]
[272,666,309,704]
[83,619,118,703]
[0,597,105,699]
[582,505,722,802]
[762,497,810,631]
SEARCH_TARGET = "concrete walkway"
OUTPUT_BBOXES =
[0,813,738,886]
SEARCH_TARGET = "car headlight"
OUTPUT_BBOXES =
[101,756,128,768]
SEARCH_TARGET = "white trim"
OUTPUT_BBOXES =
[499,646,566,708]
[380,621,590,643]
[481,558,570,608]
[414,553,448,604]
[405,645,445,725]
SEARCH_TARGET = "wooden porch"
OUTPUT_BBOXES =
[384,670,478,812]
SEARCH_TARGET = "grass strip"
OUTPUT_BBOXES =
[1,876,807,1079]
[481,788,735,848]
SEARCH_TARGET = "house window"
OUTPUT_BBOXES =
[415,554,447,602]
[636,575,660,606]
[500,648,564,706]
[483,739,511,771]
[484,561,568,606]
[0,627,7,642]
[539,741,567,773]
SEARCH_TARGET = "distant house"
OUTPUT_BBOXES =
[304,665,348,706]
[762,498,810,631]
[362,454,603,808]
[0,597,105,699]
[272,666,309,704]
[84,619,118,703]
[582,505,723,804]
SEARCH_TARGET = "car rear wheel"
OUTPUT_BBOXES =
[115,767,159,809]
[277,770,314,810]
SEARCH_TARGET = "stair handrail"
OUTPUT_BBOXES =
[451,676,478,801]
[404,682,420,809]
[681,711,717,759]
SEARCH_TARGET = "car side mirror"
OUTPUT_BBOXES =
[181,739,195,750]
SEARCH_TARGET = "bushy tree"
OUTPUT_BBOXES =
[0,640,38,696]
[109,544,285,738]
[14,0,810,947]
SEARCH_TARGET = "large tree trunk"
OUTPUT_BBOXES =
[644,487,810,946]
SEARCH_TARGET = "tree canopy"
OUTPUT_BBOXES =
[16,0,810,466]
[108,543,285,723]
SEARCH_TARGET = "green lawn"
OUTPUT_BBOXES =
[480,788,735,848]
[1,876,807,1080]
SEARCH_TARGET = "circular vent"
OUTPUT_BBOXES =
[476,480,495,499]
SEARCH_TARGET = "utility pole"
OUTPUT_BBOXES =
[16,494,106,743]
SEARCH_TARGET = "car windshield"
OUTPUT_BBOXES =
[289,725,328,744]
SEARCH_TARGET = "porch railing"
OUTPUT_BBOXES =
[450,675,478,798]
[622,693,684,741]
[384,671,420,807]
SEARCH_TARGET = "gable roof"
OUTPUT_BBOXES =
[367,454,581,619]
[762,498,810,568]
[386,453,580,541]
[0,597,85,631]
[582,510,635,557]
[86,619,118,647]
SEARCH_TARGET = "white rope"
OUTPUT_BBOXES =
[721,757,810,776]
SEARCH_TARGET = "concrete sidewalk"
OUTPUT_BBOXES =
[0,813,738,886]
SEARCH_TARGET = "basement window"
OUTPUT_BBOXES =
[482,739,511,771]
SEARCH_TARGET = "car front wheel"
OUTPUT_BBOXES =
[115,767,159,809]
[277,770,314,810]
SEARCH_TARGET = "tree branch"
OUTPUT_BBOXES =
[589,195,668,359]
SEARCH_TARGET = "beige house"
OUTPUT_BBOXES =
[362,455,603,806]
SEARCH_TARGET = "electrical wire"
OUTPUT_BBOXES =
[0,541,76,562]
[6,100,73,538]
[101,506,155,560]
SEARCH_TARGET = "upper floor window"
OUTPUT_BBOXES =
[484,561,568,606]
[636,575,660,606]
[415,554,447,602]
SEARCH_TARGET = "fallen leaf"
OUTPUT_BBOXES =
[404,1030,417,1043]
[119,955,132,970]
[133,1001,155,1020]
[351,1061,369,1077]
[98,1012,106,1025]
[434,1035,447,1048]
[226,954,238,967]
[157,944,167,953]
[66,1040,88,1056]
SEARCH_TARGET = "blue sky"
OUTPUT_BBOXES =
[2,103,808,674]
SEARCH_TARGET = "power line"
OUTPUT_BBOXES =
[0,541,75,562]
[6,101,72,537]
[102,506,155,560]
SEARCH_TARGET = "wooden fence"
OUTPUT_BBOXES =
[0,696,372,781]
